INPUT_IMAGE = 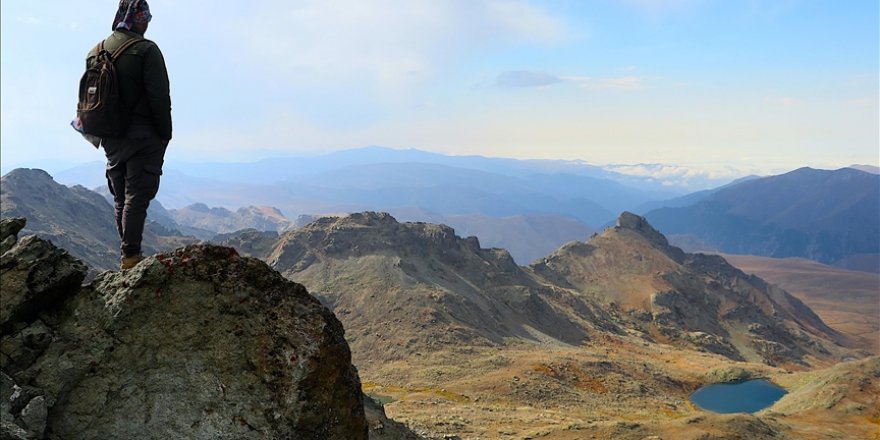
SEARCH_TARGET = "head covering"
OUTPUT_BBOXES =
[112,0,152,31]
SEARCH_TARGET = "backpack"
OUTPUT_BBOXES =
[76,37,143,138]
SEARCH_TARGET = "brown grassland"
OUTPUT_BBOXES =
[359,335,879,439]
[723,254,880,353]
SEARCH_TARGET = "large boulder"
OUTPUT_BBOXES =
[0,218,87,333]
[1,239,368,440]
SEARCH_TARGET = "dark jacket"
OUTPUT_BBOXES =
[86,29,172,140]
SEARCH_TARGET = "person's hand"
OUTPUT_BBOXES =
[160,139,170,147]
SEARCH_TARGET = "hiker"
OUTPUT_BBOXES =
[86,0,171,269]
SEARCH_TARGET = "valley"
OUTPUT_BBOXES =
[2,164,878,439]
[724,254,880,353]
[358,339,878,439]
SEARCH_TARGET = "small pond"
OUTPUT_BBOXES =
[690,379,787,414]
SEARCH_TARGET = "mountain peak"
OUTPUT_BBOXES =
[613,211,678,256]
[3,168,53,181]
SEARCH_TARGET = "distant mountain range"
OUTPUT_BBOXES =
[848,164,879,174]
[0,168,595,267]
[645,167,879,270]
[49,147,688,229]
[5,160,879,272]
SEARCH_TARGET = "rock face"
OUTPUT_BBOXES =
[212,228,280,259]
[0,218,87,333]
[268,211,845,368]
[1,218,368,439]
[532,211,842,366]
[268,212,603,362]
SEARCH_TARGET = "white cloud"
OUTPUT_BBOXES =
[616,0,700,14]
[229,0,566,91]
[763,96,801,106]
[495,71,643,90]
[605,163,760,187]
[846,96,877,107]
[561,75,643,91]
[15,16,42,25]
[496,70,563,88]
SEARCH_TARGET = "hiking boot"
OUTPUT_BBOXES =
[120,253,144,270]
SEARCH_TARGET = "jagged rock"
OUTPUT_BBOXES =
[0,320,53,375]
[1,421,29,440]
[0,372,35,440]
[705,367,752,384]
[0,218,26,255]
[211,228,279,259]
[17,396,46,438]
[615,211,685,262]
[533,211,840,366]
[0,228,87,332]
[1,240,368,440]
[270,212,594,362]
[364,395,423,440]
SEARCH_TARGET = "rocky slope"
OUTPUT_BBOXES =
[169,203,293,235]
[723,254,880,352]
[532,212,842,366]
[1,168,196,269]
[267,212,610,362]
[212,228,281,259]
[266,211,844,368]
[0,218,370,439]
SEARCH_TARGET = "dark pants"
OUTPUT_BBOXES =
[103,127,166,257]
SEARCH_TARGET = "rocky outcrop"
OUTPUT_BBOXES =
[364,396,423,440]
[212,228,280,259]
[1,218,368,439]
[0,218,87,333]
[169,204,293,235]
[268,212,598,362]
[533,212,842,366]
[1,168,197,270]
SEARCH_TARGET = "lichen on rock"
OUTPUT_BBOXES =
[1,223,368,440]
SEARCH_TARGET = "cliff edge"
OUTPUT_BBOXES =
[0,217,368,440]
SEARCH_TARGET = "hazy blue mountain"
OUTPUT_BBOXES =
[166,146,615,184]
[645,167,880,266]
[523,173,675,215]
[634,175,761,214]
[169,204,293,234]
[54,145,688,193]
[49,147,752,229]
[849,164,879,174]
[53,160,106,189]
[388,207,596,264]
[287,162,616,226]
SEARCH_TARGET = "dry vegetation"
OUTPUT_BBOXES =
[724,254,880,353]
[357,337,879,439]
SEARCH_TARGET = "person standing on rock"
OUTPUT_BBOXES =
[87,0,171,269]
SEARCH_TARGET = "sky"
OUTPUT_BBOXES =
[1,0,878,184]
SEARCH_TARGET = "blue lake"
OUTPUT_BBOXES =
[690,379,787,414]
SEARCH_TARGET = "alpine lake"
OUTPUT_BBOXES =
[689,379,787,414]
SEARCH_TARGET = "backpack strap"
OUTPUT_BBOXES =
[108,37,145,61]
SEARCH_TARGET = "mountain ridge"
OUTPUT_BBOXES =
[645,167,880,267]
[268,211,848,368]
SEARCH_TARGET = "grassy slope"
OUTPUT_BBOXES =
[723,254,879,353]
